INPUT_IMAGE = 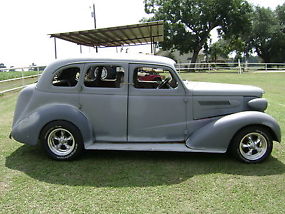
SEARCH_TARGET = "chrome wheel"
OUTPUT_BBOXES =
[239,132,268,161]
[47,128,75,157]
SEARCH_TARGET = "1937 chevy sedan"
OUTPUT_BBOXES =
[10,55,281,163]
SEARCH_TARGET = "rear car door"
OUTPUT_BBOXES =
[79,62,128,142]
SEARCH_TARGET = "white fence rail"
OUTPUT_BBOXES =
[176,62,285,73]
[0,66,45,95]
[0,65,46,73]
[0,74,40,83]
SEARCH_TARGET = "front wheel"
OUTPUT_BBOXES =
[230,126,273,163]
[40,121,84,160]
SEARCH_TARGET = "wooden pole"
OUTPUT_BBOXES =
[54,38,57,59]
[93,3,98,53]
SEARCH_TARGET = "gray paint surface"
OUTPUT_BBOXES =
[186,111,281,152]
[128,63,187,142]
[11,55,281,153]
[79,62,129,142]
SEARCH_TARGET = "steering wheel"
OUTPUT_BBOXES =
[157,77,171,89]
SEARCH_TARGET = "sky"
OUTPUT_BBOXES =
[0,0,284,67]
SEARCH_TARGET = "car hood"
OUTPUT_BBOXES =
[184,81,264,97]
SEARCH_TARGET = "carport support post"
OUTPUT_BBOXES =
[54,38,57,59]
[92,3,98,53]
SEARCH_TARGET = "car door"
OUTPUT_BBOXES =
[128,64,187,142]
[79,62,128,142]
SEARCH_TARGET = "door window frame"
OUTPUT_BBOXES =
[129,63,186,96]
[80,62,129,95]
[49,64,84,93]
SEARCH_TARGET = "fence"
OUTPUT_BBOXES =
[175,62,285,73]
[0,66,45,95]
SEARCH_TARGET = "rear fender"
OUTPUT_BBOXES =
[186,111,281,152]
[11,104,93,147]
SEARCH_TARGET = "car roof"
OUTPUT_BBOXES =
[37,54,176,91]
[45,54,176,71]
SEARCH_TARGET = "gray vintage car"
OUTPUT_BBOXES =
[10,55,281,163]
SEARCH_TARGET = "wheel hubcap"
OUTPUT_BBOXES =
[239,132,268,161]
[47,128,75,156]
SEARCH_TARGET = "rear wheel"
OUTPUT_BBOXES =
[40,121,84,160]
[230,126,273,163]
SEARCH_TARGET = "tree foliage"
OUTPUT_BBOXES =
[207,39,232,62]
[248,6,285,63]
[0,63,6,69]
[276,4,285,26]
[209,3,285,63]
[143,0,252,63]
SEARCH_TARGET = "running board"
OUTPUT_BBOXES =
[86,142,190,152]
[85,142,225,153]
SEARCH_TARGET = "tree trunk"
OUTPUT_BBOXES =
[256,48,271,63]
[189,34,209,72]
[189,47,201,72]
[263,55,271,64]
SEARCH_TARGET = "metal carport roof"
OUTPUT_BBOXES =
[49,21,164,48]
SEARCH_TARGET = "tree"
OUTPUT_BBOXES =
[249,7,279,63]
[247,6,285,63]
[208,39,230,62]
[208,3,285,64]
[274,4,285,62]
[143,0,252,65]
[276,4,285,27]
[209,36,251,62]
[0,63,6,69]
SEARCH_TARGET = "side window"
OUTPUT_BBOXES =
[84,65,125,88]
[133,67,178,89]
[52,67,80,87]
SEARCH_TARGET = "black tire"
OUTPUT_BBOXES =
[40,121,84,160]
[229,126,273,163]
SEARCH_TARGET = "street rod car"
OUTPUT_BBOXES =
[10,55,281,163]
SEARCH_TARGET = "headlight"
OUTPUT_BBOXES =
[247,98,268,112]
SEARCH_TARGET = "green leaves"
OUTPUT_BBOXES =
[249,5,285,63]
[208,39,232,62]
[143,0,252,63]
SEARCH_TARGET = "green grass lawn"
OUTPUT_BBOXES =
[0,73,284,213]
[0,71,41,93]
[0,71,41,81]
[0,77,38,93]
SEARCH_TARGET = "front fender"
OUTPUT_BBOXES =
[186,111,281,152]
[11,104,93,147]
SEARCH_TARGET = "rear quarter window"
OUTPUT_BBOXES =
[52,67,80,87]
